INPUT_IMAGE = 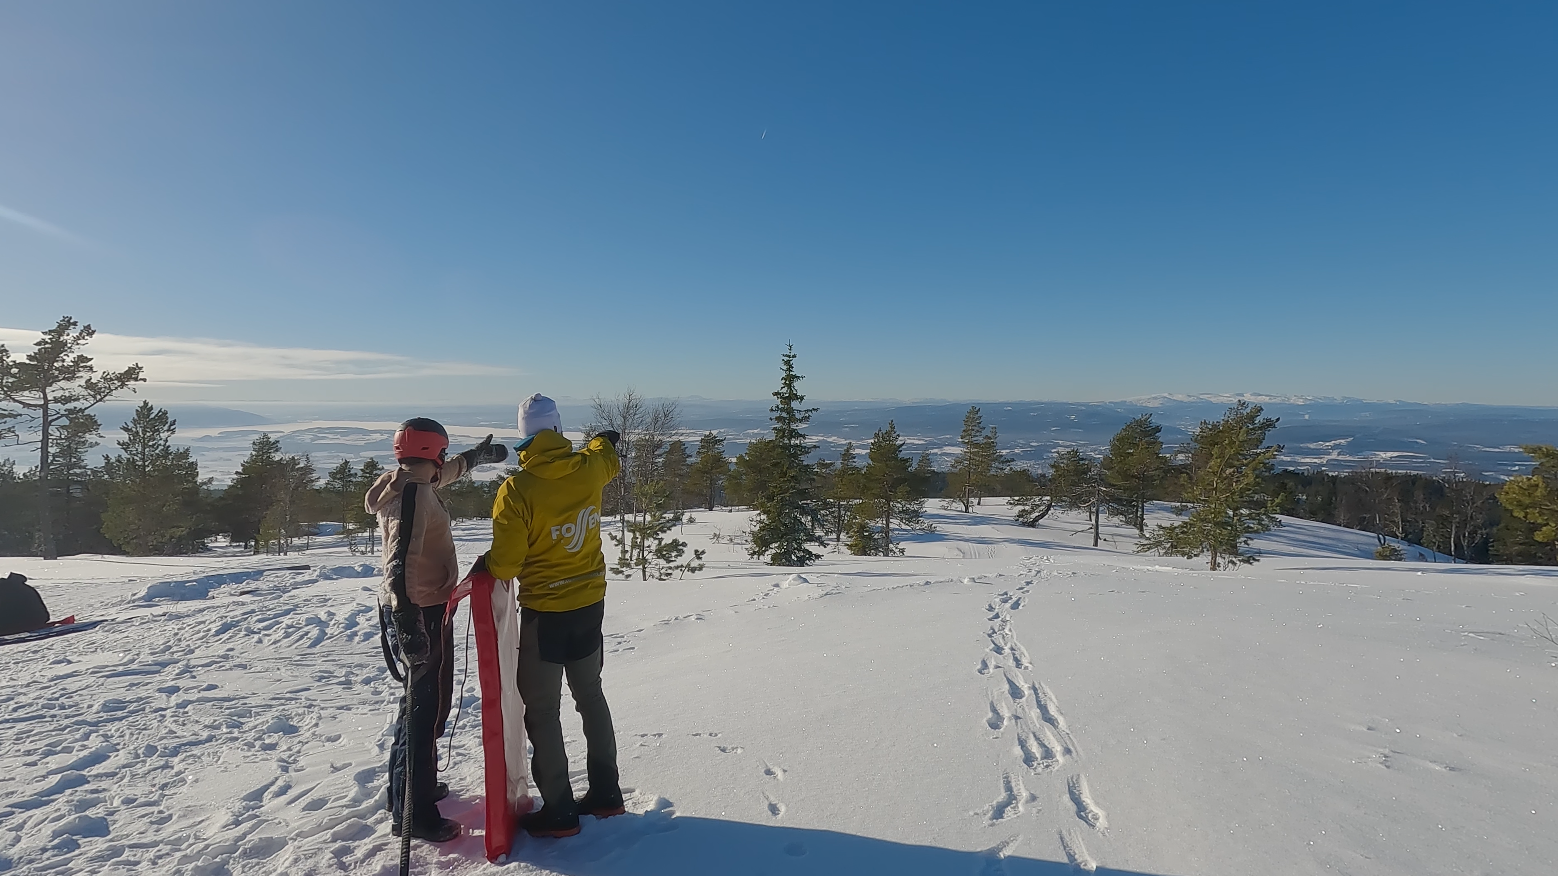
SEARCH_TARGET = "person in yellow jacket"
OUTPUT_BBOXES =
[480,393,623,838]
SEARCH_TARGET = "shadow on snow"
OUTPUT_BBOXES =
[457,810,1177,876]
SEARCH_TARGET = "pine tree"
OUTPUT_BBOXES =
[949,406,1006,511]
[686,432,730,510]
[1102,414,1169,536]
[819,442,862,551]
[323,459,364,551]
[51,414,113,555]
[219,434,320,553]
[220,434,285,549]
[101,402,208,555]
[912,452,941,499]
[747,345,824,566]
[1048,449,1098,513]
[1007,472,1055,527]
[257,454,319,555]
[661,439,691,511]
[1499,444,1558,546]
[355,458,385,553]
[0,317,144,558]
[1138,401,1282,570]
[0,460,39,555]
[608,479,706,580]
[846,421,930,556]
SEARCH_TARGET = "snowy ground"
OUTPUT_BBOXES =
[3,506,1556,876]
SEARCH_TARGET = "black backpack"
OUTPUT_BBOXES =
[0,573,50,636]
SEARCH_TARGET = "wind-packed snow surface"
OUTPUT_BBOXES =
[3,508,1555,876]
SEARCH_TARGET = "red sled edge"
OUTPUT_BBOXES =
[464,572,532,862]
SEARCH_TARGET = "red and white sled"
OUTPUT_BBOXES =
[450,570,533,862]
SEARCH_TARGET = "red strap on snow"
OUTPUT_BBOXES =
[450,569,532,862]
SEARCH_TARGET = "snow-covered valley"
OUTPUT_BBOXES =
[3,507,1555,876]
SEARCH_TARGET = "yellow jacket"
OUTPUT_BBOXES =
[488,430,621,611]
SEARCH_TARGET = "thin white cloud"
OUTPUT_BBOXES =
[0,327,517,383]
[0,202,84,244]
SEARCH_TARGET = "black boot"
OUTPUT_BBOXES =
[391,816,461,843]
[521,802,581,838]
[577,786,625,818]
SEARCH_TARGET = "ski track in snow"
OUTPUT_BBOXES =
[978,560,1111,866]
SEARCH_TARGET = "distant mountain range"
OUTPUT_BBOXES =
[30,395,1558,484]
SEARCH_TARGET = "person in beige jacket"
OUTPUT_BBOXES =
[364,417,506,843]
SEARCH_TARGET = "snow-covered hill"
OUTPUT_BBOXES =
[3,508,1555,876]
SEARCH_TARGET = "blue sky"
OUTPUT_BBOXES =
[1,2,1554,406]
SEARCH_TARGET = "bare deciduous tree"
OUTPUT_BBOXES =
[589,389,681,534]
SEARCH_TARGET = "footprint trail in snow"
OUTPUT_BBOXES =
[975,562,1112,867]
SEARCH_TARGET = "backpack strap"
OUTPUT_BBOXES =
[380,482,421,679]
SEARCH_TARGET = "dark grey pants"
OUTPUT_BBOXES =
[518,603,619,811]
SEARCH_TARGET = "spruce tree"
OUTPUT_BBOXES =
[747,345,824,566]
[1498,445,1558,546]
[1138,401,1282,570]
[101,402,208,555]
[0,317,144,558]
[686,432,730,510]
[1102,414,1169,536]
[846,421,929,556]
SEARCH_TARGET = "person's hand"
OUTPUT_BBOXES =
[469,553,489,577]
[598,430,621,447]
[393,608,430,667]
[460,434,509,468]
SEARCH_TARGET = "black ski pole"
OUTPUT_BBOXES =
[399,658,415,876]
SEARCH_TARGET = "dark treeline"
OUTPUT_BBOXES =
[0,402,511,558]
[1268,467,1556,565]
[6,323,1556,568]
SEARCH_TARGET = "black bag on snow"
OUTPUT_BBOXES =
[0,573,50,636]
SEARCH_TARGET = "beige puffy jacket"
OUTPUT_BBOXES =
[365,455,470,610]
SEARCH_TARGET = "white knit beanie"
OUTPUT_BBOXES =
[518,393,563,440]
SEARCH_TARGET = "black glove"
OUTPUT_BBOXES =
[459,434,509,468]
[392,607,430,668]
[598,430,621,447]
[468,552,489,577]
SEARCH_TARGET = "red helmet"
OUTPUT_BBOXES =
[393,417,449,463]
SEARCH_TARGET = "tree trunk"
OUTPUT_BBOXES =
[39,398,56,560]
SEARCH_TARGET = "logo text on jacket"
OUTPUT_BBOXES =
[551,505,601,553]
